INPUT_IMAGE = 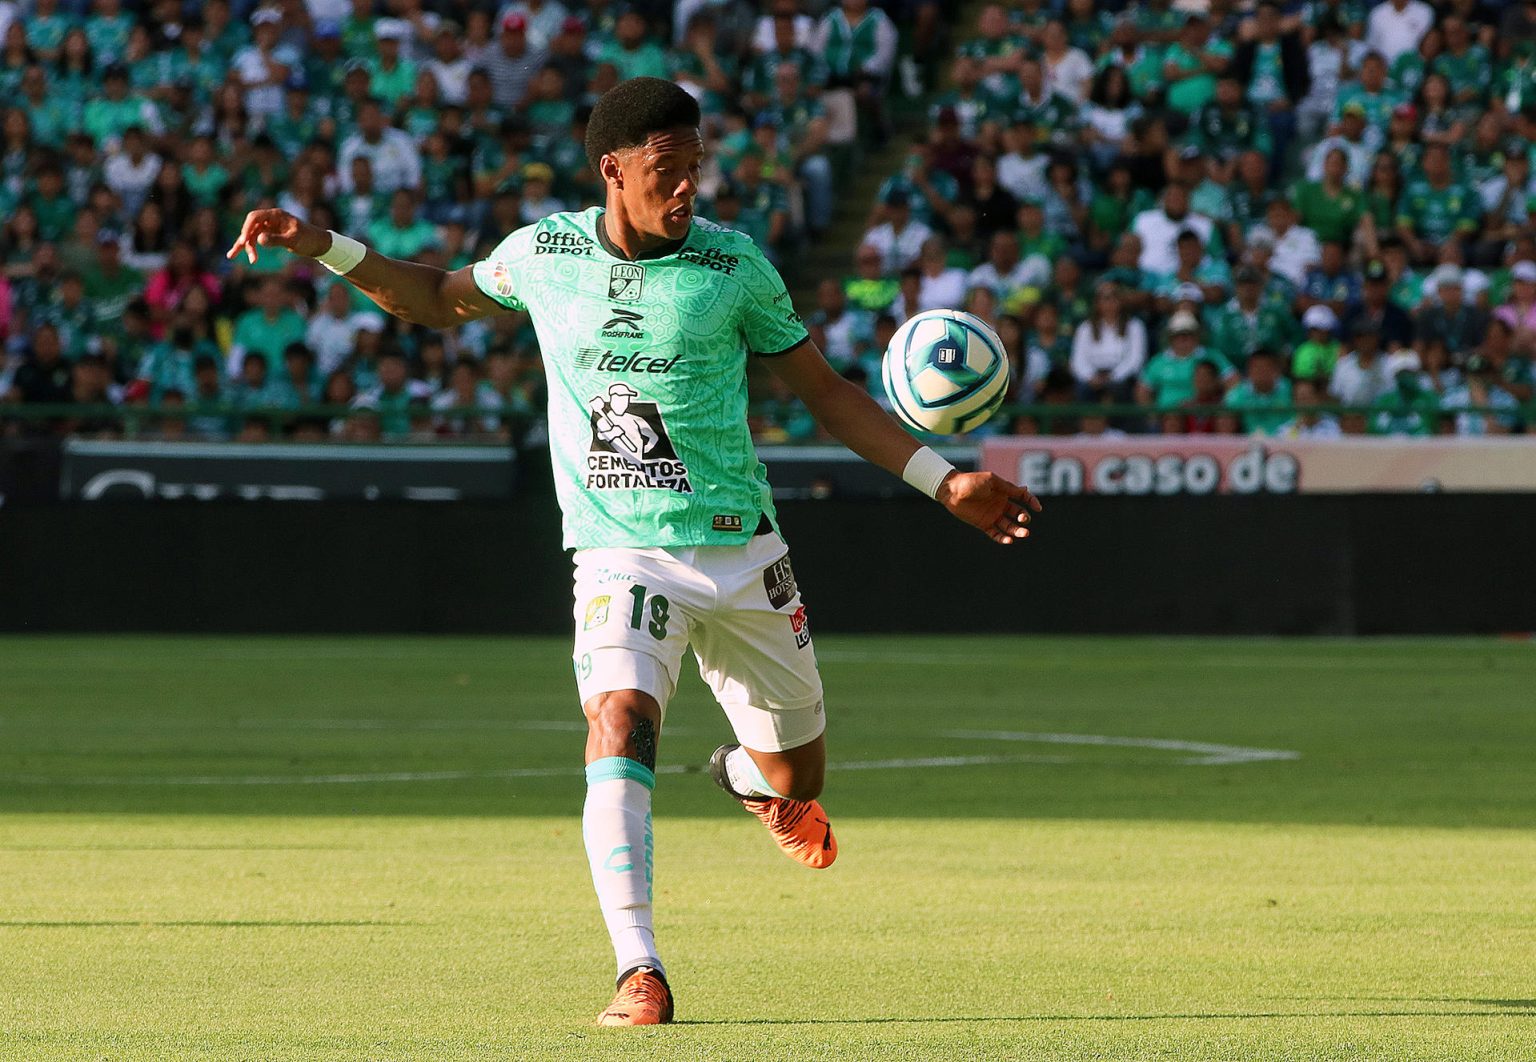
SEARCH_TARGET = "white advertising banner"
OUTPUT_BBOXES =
[979,436,1536,495]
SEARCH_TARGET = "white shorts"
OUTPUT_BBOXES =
[570,529,826,753]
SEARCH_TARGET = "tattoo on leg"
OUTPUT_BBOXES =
[628,716,657,772]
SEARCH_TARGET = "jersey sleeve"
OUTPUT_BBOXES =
[471,225,537,312]
[738,244,810,357]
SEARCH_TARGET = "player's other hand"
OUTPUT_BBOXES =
[226,209,331,264]
[935,471,1042,546]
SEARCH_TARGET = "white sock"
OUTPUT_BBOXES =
[583,758,663,980]
[724,745,785,800]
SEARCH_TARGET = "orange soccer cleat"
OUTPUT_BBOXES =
[596,966,674,1027]
[709,744,838,869]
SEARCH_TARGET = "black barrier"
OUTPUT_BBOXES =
[2,495,1532,635]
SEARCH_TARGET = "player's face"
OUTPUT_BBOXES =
[618,128,704,242]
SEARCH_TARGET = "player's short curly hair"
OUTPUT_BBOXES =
[584,77,701,174]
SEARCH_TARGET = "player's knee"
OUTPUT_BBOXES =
[583,691,661,766]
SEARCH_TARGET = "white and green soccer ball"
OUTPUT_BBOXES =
[881,308,1010,435]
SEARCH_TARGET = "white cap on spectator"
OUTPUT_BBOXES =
[1464,270,1491,299]
[1302,304,1338,331]
[250,8,281,26]
[1513,260,1536,283]
[1429,264,1464,289]
[1168,311,1200,335]
[374,18,410,41]
[352,312,387,333]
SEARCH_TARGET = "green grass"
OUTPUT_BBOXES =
[2,636,1535,1060]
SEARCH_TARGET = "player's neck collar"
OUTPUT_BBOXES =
[595,209,688,262]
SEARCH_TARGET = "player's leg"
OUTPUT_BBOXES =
[734,731,825,802]
[581,686,673,1026]
[693,532,837,868]
[571,548,697,1025]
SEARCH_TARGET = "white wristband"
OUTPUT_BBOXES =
[901,446,956,500]
[316,231,366,276]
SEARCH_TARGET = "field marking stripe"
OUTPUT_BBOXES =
[943,730,1300,765]
[0,754,1069,787]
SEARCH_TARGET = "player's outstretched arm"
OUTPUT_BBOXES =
[766,340,1041,545]
[226,209,506,329]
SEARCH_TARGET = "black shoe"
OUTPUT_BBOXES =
[708,743,753,802]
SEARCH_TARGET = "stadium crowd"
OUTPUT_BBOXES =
[0,0,938,441]
[823,0,1536,439]
[0,0,1533,443]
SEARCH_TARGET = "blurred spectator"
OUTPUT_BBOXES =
[229,276,306,378]
[1416,266,1487,363]
[1330,321,1395,407]
[1347,259,1415,351]
[1440,354,1520,435]
[815,0,897,144]
[1276,377,1343,438]
[861,189,932,275]
[1367,0,1435,64]
[1223,348,1293,435]
[1133,185,1215,276]
[1137,310,1237,411]
[236,9,297,119]
[1070,281,1147,400]
[484,12,547,111]
[1368,369,1439,435]
[339,98,421,194]
[1293,305,1342,382]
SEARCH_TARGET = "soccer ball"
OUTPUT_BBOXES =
[882,309,1010,435]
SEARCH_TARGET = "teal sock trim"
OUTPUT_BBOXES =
[586,756,656,790]
[730,746,784,799]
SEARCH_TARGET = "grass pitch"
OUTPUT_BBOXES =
[2,636,1534,1060]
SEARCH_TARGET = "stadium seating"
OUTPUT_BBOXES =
[0,0,927,442]
[0,0,1531,442]
[840,0,1536,439]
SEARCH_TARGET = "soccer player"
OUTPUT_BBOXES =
[228,77,1040,1027]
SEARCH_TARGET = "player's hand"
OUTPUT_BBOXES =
[935,471,1042,546]
[226,208,331,265]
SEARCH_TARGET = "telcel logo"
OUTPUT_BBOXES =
[593,350,682,374]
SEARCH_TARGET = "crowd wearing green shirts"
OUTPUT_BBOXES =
[1,0,894,442]
[6,0,1536,443]
[832,0,1536,438]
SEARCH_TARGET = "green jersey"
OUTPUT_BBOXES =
[471,208,809,549]
[1397,178,1480,243]
[1224,378,1294,435]
[1141,347,1235,408]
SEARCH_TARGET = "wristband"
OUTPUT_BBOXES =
[901,446,956,500]
[316,230,366,276]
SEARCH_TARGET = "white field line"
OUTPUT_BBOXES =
[0,733,1296,785]
[943,730,1301,766]
[0,755,1069,787]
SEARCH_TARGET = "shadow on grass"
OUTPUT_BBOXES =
[676,1009,1536,1026]
[1323,997,1536,1011]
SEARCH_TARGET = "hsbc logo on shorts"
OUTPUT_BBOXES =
[763,557,797,611]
